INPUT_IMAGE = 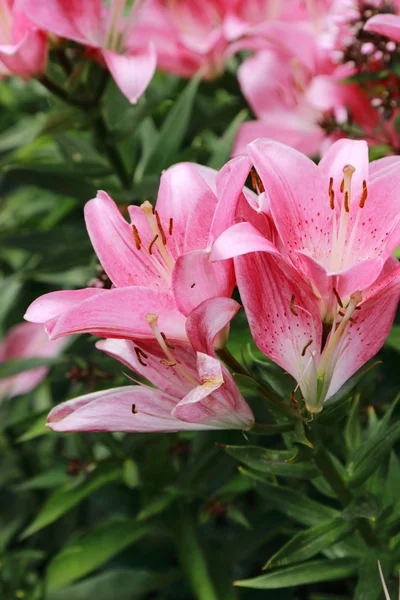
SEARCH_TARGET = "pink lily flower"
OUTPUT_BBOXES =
[364,12,400,43]
[0,0,47,78]
[0,321,65,400]
[211,138,400,411]
[23,0,156,103]
[46,297,254,432]
[25,162,235,342]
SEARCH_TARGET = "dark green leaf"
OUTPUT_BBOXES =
[222,445,318,478]
[264,519,354,570]
[20,463,122,538]
[207,109,248,169]
[46,518,151,591]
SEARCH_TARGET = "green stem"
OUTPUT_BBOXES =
[174,503,219,600]
[313,441,376,547]
[93,115,131,190]
[217,347,300,421]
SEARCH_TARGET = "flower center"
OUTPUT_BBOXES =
[329,163,368,272]
[131,201,176,285]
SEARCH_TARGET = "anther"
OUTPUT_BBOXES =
[161,332,175,349]
[250,168,265,193]
[131,404,138,414]
[359,180,368,208]
[301,339,313,356]
[290,294,298,316]
[290,390,297,404]
[169,218,173,236]
[155,210,167,245]
[328,177,335,209]
[344,191,350,212]
[340,179,344,193]
[332,287,343,308]
[134,347,148,367]
[160,359,177,367]
[132,224,141,250]
[148,234,159,255]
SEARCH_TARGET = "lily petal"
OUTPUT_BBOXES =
[24,289,105,324]
[186,296,241,355]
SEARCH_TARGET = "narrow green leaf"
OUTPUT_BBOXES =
[207,109,248,169]
[46,518,151,591]
[20,463,122,538]
[223,445,318,479]
[241,467,338,526]
[265,519,354,570]
[17,412,50,443]
[14,468,70,490]
[137,488,178,521]
[345,396,362,454]
[346,421,400,488]
[234,558,359,589]
[354,554,391,600]
[143,75,201,175]
[0,357,61,378]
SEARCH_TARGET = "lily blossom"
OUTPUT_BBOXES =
[0,321,65,401]
[0,0,47,78]
[25,162,235,342]
[212,138,400,412]
[23,0,156,103]
[46,297,254,432]
[364,12,400,43]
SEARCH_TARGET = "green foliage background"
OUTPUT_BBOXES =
[0,58,400,600]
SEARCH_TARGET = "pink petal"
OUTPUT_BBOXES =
[102,44,156,104]
[85,191,168,289]
[327,261,400,398]
[23,0,105,47]
[235,251,322,382]
[47,386,219,432]
[96,338,197,398]
[171,250,235,316]
[155,162,218,255]
[211,221,280,261]
[318,139,369,201]
[24,289,105,324]
[46,287,188,343]
[233,120,324,158]
[364,14,400,43]
[0,29,47,77]
[186,296,241,355]
[172,352,254,429]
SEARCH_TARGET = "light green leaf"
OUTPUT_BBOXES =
[234,558,359,589]
[14,468,70,490]
[17,412,50,443]
[264,519,354,570]
[143,74,201,175]
[46,517,151,591]
[20,463,122,538]
[386,325,400,351]
[207,109,248,170]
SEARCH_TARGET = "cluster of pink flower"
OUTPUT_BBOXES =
[3,0,400,148]
[22,137,400,431]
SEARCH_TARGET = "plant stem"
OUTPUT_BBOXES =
[174,503,219,600]
[39,75,91,109]
[217,347,300,421]
[314,441,377,547]
[93,114,131,190]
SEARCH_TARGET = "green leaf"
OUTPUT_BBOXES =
[222,445,318,479]
[122,459,139,489]
[20,463,122,538]
[235,558,359,589]
[207,109,248,169]
[47,568,180,600]
[14,468,70,490]
[46,517,151,591]
[0,357,61,378]
[346,421,400,488]
[354,554,391,600]
[341,493,380,522]
[143,75,201,175]
[241,468,338,526]
[386,325,400,351]
[264,519,354,570]
[17,412,50,443]
[345,396,362,454]
[0,115,43,153]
